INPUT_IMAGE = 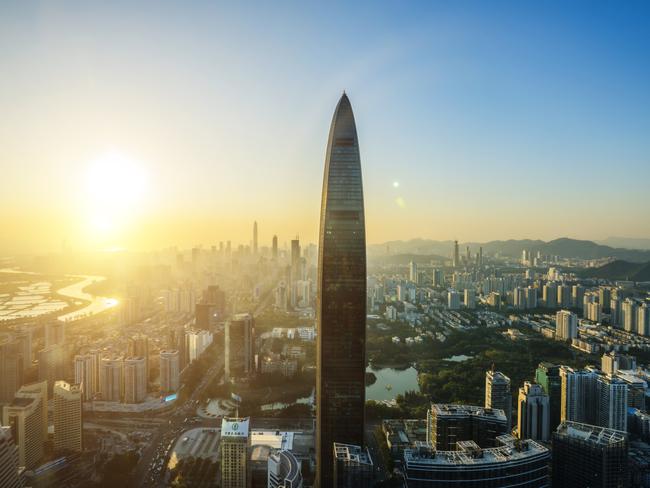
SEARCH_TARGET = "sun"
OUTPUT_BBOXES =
[84,150,149,237]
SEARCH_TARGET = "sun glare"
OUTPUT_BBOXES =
[85,151,148,237]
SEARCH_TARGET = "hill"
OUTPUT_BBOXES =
[582,260,650,281]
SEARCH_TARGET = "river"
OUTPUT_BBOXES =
[56,275,118,321]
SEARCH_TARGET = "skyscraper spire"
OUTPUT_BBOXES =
[316,93,366,487]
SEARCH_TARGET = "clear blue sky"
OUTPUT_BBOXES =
[0,1,648,252]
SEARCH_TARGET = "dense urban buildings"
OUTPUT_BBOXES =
[316,93,367,487]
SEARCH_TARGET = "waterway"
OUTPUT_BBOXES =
[56,275,118,321]
[366,365,419,401]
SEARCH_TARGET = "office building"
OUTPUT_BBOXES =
[267,449,303,488]
[535,362,562,432]
[517,382,550,441]
[291,239,301,284]
[253,221,258,255]
[333,443,374,488]
[160,350,180,394]
[485,370,512,430]
[0,426,23,488]
[316,93,367,488]
[100,356,123,402]
[555,310,577,341]
[552,421,628,488]
[427,404,508,450]
[403,435,549,488]
[124,357,147,404]
[225,313,254,381]
[221,417,250,488]
[2,382,47,469]
[453,241,459,268]
[74,353,98,401]
[597,375,628,431]
[0,337,24,404]
[53,381,82,453]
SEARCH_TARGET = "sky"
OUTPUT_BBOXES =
[1,1,649,254]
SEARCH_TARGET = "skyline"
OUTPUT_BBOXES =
[2,2,650,254]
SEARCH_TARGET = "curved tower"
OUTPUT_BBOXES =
[316,93,367,486]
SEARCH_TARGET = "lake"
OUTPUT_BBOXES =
[366,365,419,401]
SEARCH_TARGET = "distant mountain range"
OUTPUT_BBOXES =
[582,260,650,282]
[368,238,650,263]
[597,237,650,250]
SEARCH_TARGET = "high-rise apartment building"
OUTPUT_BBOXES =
[160,350,180,394]
[38,344,66,394]
[622,298,638,333]
[0,426,23,488]
[186,329,213,363]
[552,421,628,488]
[74,353,98,401]
[447,290,461,310]
[597,375,628,431]
[409,261,418,283]
[53,381,82,453]
[220,417,249,488]
[485,370,512,430]
[555,310,577,341]
[123,357,147,404]
[560,366,599,425]
[517,382,550,441]
[638,302,650,336]
[128,334,149,380]
[100,356,123,402]
[543,283,557,308]
[316,94,366,488]
[557,285,571,309]
[464,289,475,309]
[572,284,585,308]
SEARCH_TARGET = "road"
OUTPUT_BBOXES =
[133,287,276,487]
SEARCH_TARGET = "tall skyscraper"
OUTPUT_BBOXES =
[160,350,180,394]
[597,375,628,431]
[316,93,366,488]
[409,261,418,283]
[128,334,149,380]
[485,370,513,430]
[272,235,278,260]
[220,417,249,488]
[53,381,82,453]
[38,344,66,395]
[552,421,628,488]
[253,221,258,255]
[555,310,577,341]
[0,426,23,488]
[291,238,301,282]
[560,366,599,425]
[453,240,460,268]
[123,357,147,404]
[517,382,550,441]
[543,283,557,308]
[535,362,562,432]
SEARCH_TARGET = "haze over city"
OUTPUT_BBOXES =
[2,3,650,488]
[2,2,649,254]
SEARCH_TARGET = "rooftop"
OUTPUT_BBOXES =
[555,421,627,446]
[333,443,373,466]
[404,435,549,467]
[431,404,507,422]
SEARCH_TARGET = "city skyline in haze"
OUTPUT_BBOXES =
[1,2,649,254]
